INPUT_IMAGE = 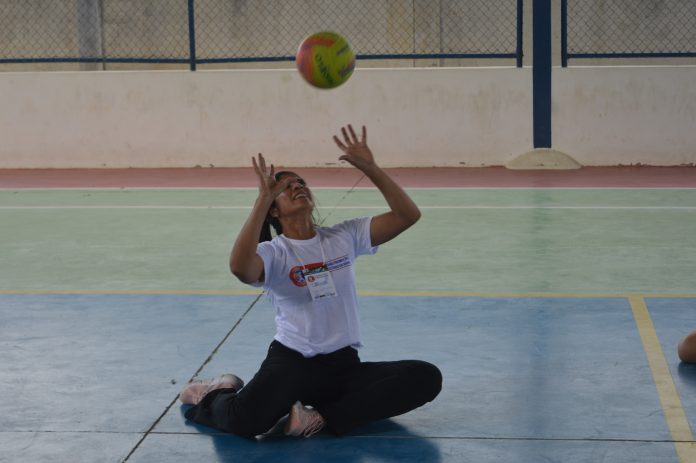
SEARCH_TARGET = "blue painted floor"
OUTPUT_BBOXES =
[648,298,696,433]
[2,294,694,462]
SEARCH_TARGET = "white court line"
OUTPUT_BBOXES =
[1,205,695,210]
[1,187,696,191]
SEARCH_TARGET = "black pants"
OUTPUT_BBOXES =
[184,340,442,438]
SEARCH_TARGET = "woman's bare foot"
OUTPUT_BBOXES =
[179,374,244,405]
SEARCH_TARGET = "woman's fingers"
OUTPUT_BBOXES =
[253,154,276,192]
[337,124,365,147]
[273,175,294,195]
[333,135,347,151]
[252,156,263,176]
[347,124,359,144]
[258,153,267,173]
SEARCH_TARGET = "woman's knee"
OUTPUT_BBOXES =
[409,360,442,402]
[199,392,276,439]
[226,408,282,439]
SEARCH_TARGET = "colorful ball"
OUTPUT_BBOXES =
[296,32,355,89]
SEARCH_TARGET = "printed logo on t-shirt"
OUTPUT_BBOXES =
[289,255,350,287]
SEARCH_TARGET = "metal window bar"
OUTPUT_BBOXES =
[561,0,696,67]
[0,0,524,70]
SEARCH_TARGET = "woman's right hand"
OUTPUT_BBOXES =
[252,153,292,200]
[230,153,288,284]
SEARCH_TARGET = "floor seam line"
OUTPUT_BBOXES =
[120,292,264,463]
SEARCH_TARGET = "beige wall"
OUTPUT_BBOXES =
[1,65,695,168]
[0,67,532,168]
[553,65,696,166]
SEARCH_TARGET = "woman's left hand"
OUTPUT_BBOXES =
[333,125,377,173]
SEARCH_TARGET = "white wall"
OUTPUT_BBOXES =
[554,66,696,166]
[0,68,533,168]
[1,66,695,168]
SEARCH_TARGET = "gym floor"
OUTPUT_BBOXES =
[1,167,695,463]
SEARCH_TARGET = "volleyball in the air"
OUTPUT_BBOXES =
[296,32,355,89]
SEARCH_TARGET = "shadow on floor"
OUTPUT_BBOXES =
[180,405,443,463]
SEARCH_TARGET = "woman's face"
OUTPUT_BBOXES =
[271,172,314,217]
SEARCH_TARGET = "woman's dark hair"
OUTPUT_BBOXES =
[259,171,293,242]
[260,213,282,242]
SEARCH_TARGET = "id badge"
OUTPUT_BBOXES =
[305,269,337,301]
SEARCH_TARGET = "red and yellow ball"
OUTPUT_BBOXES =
[296,32,355,89]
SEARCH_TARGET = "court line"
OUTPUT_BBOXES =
[2,289,696,298]
[2,187,695,191]
[121,292,264,463]
[1,205,695,210]
[360,291,696,299]
[629,295,696,463]
[0,289,263,295]
[0,428,690,444]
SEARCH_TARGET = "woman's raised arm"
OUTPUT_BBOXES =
[229,154,292,284]
[333,125,421,246]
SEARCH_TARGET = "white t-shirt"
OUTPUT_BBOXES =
[253,216,378,357]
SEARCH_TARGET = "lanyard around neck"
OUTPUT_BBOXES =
[285,233,328,271]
